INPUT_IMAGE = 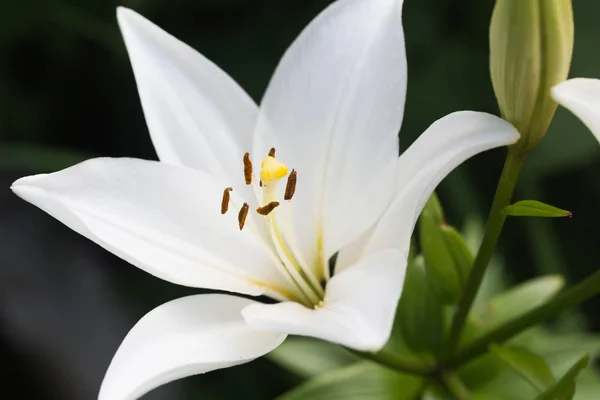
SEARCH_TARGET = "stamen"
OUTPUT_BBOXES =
[259,180,263,187]
[238,203,249,230]
[221,187,233,214]
[268,147,276,157]
[257,201,280,216]
[243,153,252,185]
[284,169,297,201]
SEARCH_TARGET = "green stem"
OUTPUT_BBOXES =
[449,269,600,367]
[445,145,526,357]
[348,348,432,377]
[441,373,470,400]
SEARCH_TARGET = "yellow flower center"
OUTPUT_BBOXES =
[260,156,288,183]
[219,148,325,307]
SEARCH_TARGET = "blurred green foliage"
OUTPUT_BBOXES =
[270,218,600,398]
[2,0,600,399]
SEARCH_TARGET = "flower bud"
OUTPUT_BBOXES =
[490,0,573,149]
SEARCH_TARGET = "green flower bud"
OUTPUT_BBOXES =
[490,0,573,149]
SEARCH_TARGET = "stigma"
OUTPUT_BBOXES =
[220,148,297,231]
[260,156,288,183]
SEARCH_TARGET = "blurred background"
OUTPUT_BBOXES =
[1,0,599,398]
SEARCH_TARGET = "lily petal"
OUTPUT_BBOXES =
[253,0,407,269]
[552,78,600,142]
[11,158,294,297]
[99,294,286,400]
[118,7,257,191]
[242,248,405,351]
[365,111,520,256]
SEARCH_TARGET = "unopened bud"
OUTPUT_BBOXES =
[490,0,573,149]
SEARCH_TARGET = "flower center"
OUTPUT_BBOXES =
[220,148,325,307]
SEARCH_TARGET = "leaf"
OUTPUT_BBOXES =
[277,361,423,400]
[267,337,356,378]
[513,327,600,374]
[423,192,445,221]
[493,326,600,400]
[441,224,474,285]
[472,362,600,400]
[396,256,444,355]
[571,370,600,400]
[471,394,504,400]
[535,354,589,400]
[504,200,572,218]
[490,345,555,392]
[419,194,462,304]
[470,275,565,337]
[459,353,504,389]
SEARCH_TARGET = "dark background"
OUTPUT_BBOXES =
[1,0,599,398]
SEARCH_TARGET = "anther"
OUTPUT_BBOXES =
[259,180,263,187]
[268,147,276,157]
[284,169,297,201]
[243,153,252,185]
[238,203,249,230]
[221,187,233,214]
[256,201,280,216]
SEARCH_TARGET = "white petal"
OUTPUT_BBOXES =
[11,158,293,297]
[242,249,406,351]
[117,7,256,192]
[253,0,407,270]
[364,111,519,255]
[552,78,600,142]
[99,294,286,400]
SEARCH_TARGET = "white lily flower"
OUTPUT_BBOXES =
[553,78,600,142]
[11,1,519,399]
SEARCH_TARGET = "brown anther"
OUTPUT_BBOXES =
[243,153,252,185]
[238,203,249,230]
[259,180,263,187]
[256,201,280,216]
[221,187,233,214]
[284,169,297,201]
[268,147,276,157]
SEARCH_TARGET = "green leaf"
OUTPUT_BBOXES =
[470,275,565,338]
[571,369,600,400]
[423,192,445,221]
[471,394,504,400]
[459,354,504,389]
[513,327,600,374]
[504,200,572,218]
[396,256,444,355]
[277,361,423,400]
[267,337,356,378]
[490,345,555,392]
[535,354,589,400]
[441,225,474,285]
[419,194,462,304]
[467,330,600,400]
